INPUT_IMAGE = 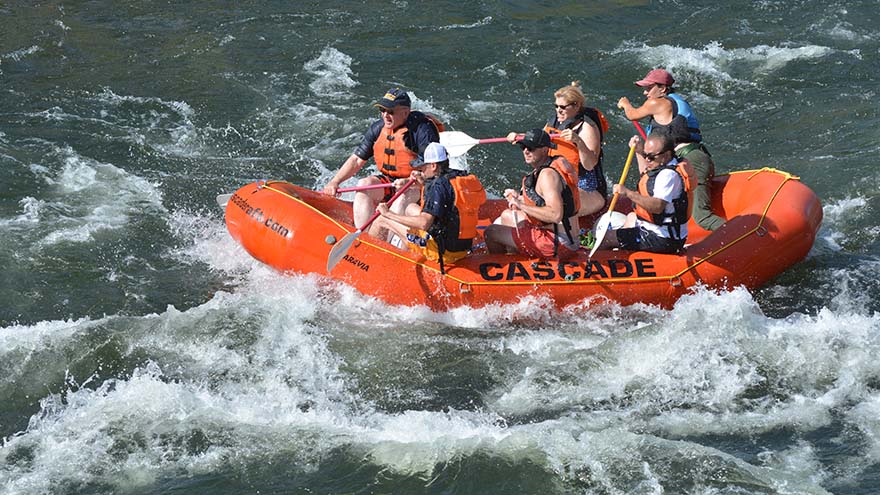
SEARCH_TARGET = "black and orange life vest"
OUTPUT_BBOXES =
[423,170,486,273]
[521,156,579,219]
[520,157,577,250]
[545,106,609,198]
[635,158,697,238]
[373,113,444,178]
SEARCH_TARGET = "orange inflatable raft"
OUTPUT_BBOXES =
[224,168,822,310]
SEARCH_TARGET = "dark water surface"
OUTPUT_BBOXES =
[2,1,879,493]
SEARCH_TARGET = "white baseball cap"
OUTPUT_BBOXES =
[410,142,448,167]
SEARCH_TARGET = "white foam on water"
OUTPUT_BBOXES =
[814,196,867,253]
[303,47,357,100]
[848,394,880,463]
[3,272,869,493]
[1,45,42,62]
[90,88,208,158]
[27,148,164,248]
[165,208,255,274]
[0,197,43,228]
[433,16,493,31]
[612,41,838,95]
[0,287,368,493]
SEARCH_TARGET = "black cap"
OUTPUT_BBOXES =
[374,88,411,109]
[519,128,554,149]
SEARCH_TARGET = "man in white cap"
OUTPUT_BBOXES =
[375,143,486,273]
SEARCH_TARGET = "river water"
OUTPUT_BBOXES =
[2,1,879,493]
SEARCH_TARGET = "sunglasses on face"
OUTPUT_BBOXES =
[642,151,667,162]
[379,107,396,114]
[554,102,574,110]
[518,144,537,152]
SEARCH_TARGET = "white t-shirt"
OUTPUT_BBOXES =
[636,167,688,239]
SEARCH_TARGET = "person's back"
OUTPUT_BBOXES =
[666,116,724,231]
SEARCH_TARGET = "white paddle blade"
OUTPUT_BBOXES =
[439,131,479,157]
[326,230,362,272]
[588,212,627,258]
[216,193,233,208]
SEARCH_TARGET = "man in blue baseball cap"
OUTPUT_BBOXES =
[322,88,441,230]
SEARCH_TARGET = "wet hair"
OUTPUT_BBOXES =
[554,81,586,110]
[646,131,674,154]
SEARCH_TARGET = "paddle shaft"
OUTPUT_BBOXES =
[605,144,637,215]
[357,178,416,232]
[326,178,417,272]
[633,120,647,139]
[440,130,562,157]
[336,182,394,194]
[588,120,642,258]
[605,120,647,212]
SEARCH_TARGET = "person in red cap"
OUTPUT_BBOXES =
[617,69,725,231]
[617,68,702,144]
[322,88,441,230]
[485,129,580,259]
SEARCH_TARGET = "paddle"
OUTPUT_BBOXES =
[216,193,232,208]
[337,183,394,194]
[440,131,517,157]
[327,178,417,272]
[588,120,646,258]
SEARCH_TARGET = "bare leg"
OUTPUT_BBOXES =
[578,190,605,217]
[353,177,388,229]
[372,216,411,248]
[485,224,518,254]
[389,186,421,215]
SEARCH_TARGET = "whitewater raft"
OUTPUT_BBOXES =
[223,168,822,310]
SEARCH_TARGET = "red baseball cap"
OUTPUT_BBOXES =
[635,68,675,87]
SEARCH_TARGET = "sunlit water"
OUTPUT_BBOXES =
[2,2,879,493]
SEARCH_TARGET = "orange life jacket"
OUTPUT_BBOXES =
[635,158,697,238]
[544,107,608,168]
[520,157,578,255]
[448,174,486,241]
[373,114,444,178]
[521,155,580,216]
[545,107,609,198]
[421,171,485,274]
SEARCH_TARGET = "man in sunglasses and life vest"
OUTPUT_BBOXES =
[597,130,696,254]
[485,129,580,259]
[374,143,486,274]
[322,88,441,229]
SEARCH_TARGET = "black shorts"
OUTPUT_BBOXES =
[616,226,684,254]
[373,174,395,202]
